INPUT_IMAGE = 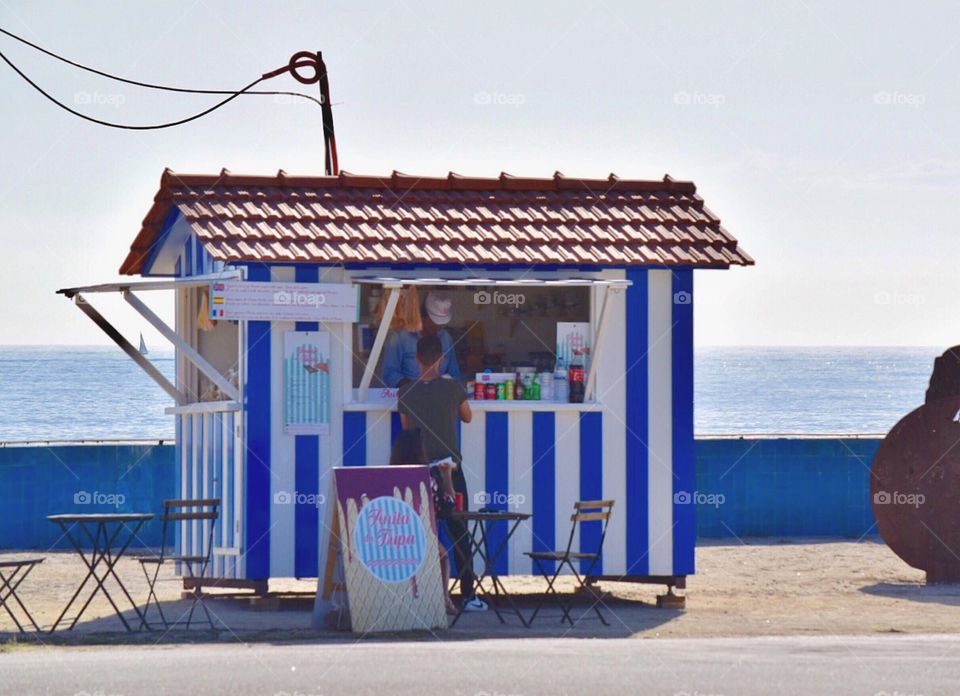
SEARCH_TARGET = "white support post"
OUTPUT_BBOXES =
[358,286,401,401]
[585,286,620,402]
[123,290,240,401]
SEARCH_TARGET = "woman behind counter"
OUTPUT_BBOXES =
[381,290,461,388]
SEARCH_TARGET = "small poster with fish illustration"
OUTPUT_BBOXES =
[326,466,446,633]
[283,331,331,435]
[557,321,591,370]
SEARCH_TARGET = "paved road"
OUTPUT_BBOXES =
[3,633,960,696]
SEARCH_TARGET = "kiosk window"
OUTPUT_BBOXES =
[351,284,591,389]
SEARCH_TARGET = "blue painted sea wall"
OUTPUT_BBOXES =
[0,443,175,549]
[694,437,881,538]
[0,438,881,549]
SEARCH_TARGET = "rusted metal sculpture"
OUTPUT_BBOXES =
[872,346,960,583]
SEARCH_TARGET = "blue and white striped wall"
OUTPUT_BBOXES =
[179,262,697,580]
[330,268,697,579]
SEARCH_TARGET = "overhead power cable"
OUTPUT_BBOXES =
[0,28,338,173]
[0,26,324,107]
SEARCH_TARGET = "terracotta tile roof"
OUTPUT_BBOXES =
[119,169,753,275]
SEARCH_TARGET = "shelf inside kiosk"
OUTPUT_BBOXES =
[351,280,602,405]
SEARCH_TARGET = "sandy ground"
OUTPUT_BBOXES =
[2,538,959,643]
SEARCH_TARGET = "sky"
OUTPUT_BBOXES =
[0,0,958,347]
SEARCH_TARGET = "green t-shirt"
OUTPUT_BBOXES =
[397,377,467,482]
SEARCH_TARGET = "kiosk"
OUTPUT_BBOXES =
[60,169,753,594]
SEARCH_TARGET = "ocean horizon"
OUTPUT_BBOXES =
[0,344,946,442]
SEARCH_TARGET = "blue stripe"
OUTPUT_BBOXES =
[484,412,509,575]
[625,268,649,575]
[294,265,320,577]
[579,411,603,574]
[184,237,193,277]
[531,412,556,574]
[342,412,367,467]
[245,265,272,580]
[672,270,696,575]
[141,208,179,277]
[391,411,402,446]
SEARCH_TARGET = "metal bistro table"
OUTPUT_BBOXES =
[47,513,154,632]
[449,510,532,627]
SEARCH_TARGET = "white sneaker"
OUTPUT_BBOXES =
[462,597,488,612]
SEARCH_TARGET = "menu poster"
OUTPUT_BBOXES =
[325,466,446,633]
[210,280,359,322]
[557,321,591,371]
[283,331,331,435]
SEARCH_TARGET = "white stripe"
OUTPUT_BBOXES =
[598,271,628,575]
[554,411,580,574]
[647,269,674,575]
[364,410,393,467]
[461,411,486,508]
[507,411,534,574]
[190,414,199,558]
[201,412,211,577]
[270,269,296,577]
[460,411,486,578]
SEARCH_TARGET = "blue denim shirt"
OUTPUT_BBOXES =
[381,329,461,387]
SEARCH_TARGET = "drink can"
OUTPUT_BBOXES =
[496,382,506,400]
[455,492,465,512]
[466,380,475,399]
[486,383,497,400]
[505,380,514,400]
[475,381,486,400]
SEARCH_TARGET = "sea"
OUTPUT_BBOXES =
[0,346,946,442]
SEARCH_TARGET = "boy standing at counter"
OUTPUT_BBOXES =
[398,334,487,613]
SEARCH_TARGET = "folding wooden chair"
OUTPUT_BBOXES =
[525,500,614,626]
[136,499,219,630]
[0,558,44,632]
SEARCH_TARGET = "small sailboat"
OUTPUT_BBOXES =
[138,333,149,356]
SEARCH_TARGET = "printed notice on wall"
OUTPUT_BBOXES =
[556,321,591,370]
[210,281,359,322]
[283,331,331,435]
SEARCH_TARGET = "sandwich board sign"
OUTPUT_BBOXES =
[312,466,446,633]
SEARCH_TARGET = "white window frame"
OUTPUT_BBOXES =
[347,272,631,403]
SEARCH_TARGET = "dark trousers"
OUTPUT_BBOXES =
[445,484,475,599]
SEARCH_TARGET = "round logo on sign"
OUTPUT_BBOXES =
[353,496,427,583]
